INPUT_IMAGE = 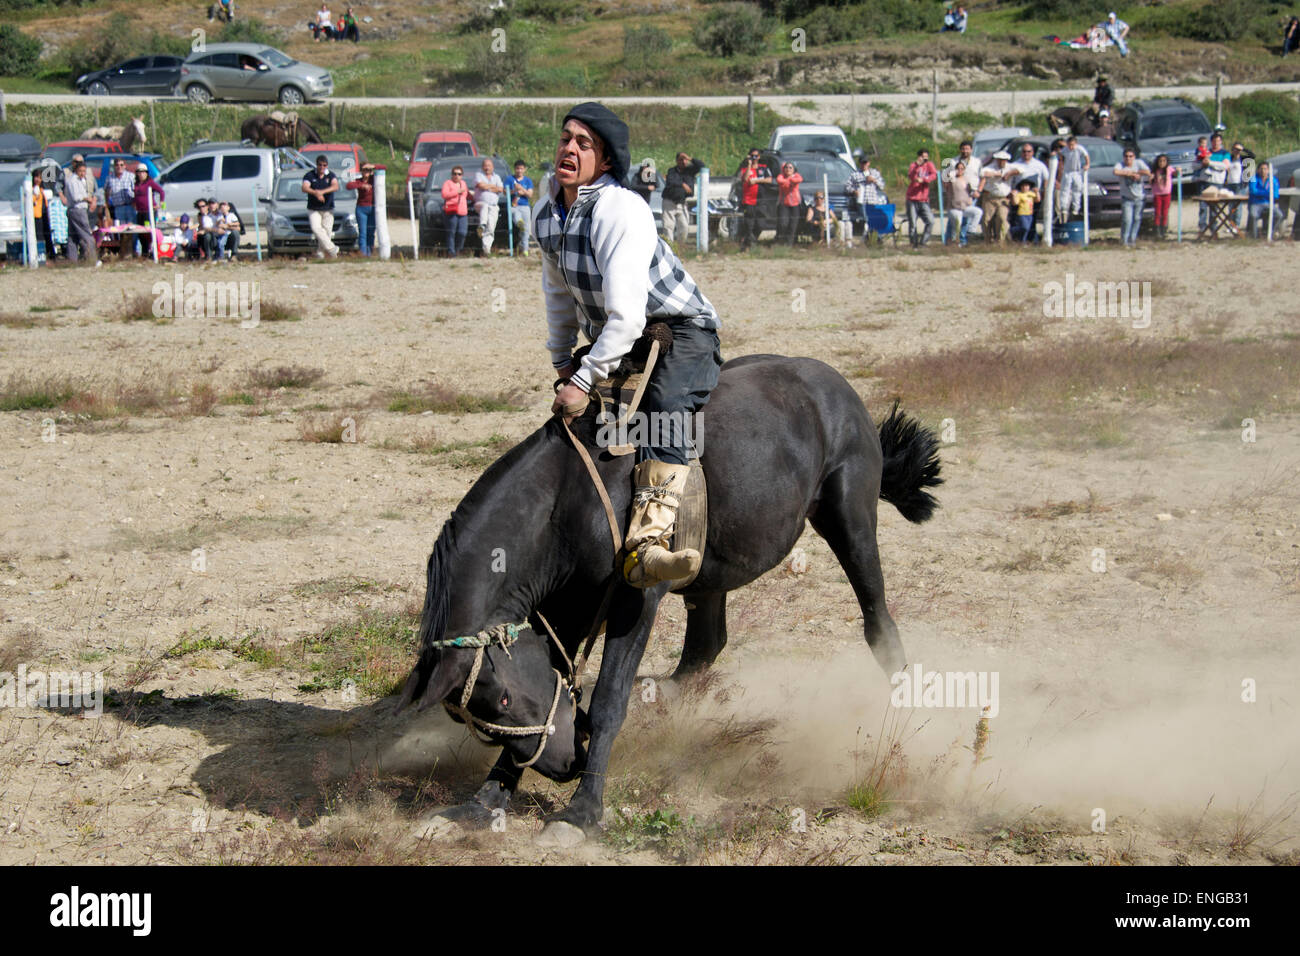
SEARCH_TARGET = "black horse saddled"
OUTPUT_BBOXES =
[239,113,323,148]
[396,354,943,844]
[1045,106,1115,140]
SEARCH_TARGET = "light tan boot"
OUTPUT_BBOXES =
[623,460,700,588]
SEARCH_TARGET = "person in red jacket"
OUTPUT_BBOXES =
[906,148,937,247]
[737,149,772,251]
[775,161,803,245]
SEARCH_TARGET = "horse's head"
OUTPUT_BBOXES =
[397,626,587,782]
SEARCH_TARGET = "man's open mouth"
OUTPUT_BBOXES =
[557,158,579,174]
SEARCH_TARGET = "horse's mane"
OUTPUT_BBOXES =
[397,521,456,709]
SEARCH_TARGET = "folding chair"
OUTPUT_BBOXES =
[864,203,899,246]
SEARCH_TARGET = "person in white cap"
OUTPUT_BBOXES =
[1104,12,1130,57]
[979,150,1013,243]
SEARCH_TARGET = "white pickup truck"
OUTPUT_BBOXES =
[767,124,855,168]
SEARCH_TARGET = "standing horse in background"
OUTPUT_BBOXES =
[395,354,944,847]
[239,112,323,148]
[79,116,147,151]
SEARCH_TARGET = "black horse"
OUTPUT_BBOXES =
[1045,106,1115,140]
[396,354,942,845]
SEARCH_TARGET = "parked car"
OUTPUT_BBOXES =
[766,125,854,168]
[0,134,42,163]
[263,169,358,256]
[1115,99,1213,181]
[407,131,479,197]
[0,162,30,256]
[307,143,369,181]
[178,43,333,105]
[972,126,1030,160]
[727,150,856,237]
[157,145,311,212]
[85,153,165,183]
[42,140,123,166]
[77,55,184,96]
[417,154,509,252]
[996,135,1149,227]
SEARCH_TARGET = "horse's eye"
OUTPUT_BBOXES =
[500,693,509,710]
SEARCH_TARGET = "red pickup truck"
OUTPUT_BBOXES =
[407,130,478,196]
[42,140,124,165]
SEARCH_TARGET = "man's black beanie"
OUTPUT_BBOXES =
[563,102,630,184]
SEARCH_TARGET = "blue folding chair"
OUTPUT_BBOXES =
[864,203,898,245]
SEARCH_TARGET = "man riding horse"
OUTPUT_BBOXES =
[541,102,722,589]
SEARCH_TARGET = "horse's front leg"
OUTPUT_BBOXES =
[420,750,522,834]
[537,583,666,847]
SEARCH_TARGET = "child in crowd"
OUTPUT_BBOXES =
[1011,179,1039,244]
[173,213,199,259]
[1195,137,1210,165]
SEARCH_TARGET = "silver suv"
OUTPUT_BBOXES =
[179,43,333,105]
[263,169,358,256]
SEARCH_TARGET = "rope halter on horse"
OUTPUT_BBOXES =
[425,621,574,769]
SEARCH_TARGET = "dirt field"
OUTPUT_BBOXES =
[1,240,1297,865]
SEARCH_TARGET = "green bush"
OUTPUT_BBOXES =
[0,0,101,9]
[802,0,930,43]
[217,18,286,46]
[624,24,673,72]
[0,24,41,76]
[1017,0,1111,19]
[463,28,531,89]
[64,14,190,82]
[692,3,770,58]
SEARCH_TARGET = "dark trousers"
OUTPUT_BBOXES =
[740,202,761,248]
[35,212,53,262]
[777,203,800,244]
[640,321,722,466]
[135,210,154,257]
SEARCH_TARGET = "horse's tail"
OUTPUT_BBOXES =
[877,401,943,524]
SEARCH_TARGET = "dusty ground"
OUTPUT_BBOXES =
[1,238,1298,865]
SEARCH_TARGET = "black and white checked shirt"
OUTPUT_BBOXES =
[535,173,719,393]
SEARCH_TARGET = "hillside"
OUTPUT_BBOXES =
[4,0,1300,96]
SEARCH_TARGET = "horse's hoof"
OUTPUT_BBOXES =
[535,820,586,848]
[413,802,496,839]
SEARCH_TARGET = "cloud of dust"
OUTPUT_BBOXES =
[648,631,1300,824]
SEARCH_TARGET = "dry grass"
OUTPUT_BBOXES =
[116,292,167,323]
[246,365,326,390]
[299,412,363,443]
[869,335,1300,421]
[0,311,57,329]
[379,383,525,415]
[0,371,222,419]
[1017,490,1110,520]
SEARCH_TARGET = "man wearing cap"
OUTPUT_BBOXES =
[979,151,1013,243]
[1104,13,1129,57]
[1091,76,1113,116]
[60,157,97,263]
[302,153,340,257]
[540,102,722,588]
